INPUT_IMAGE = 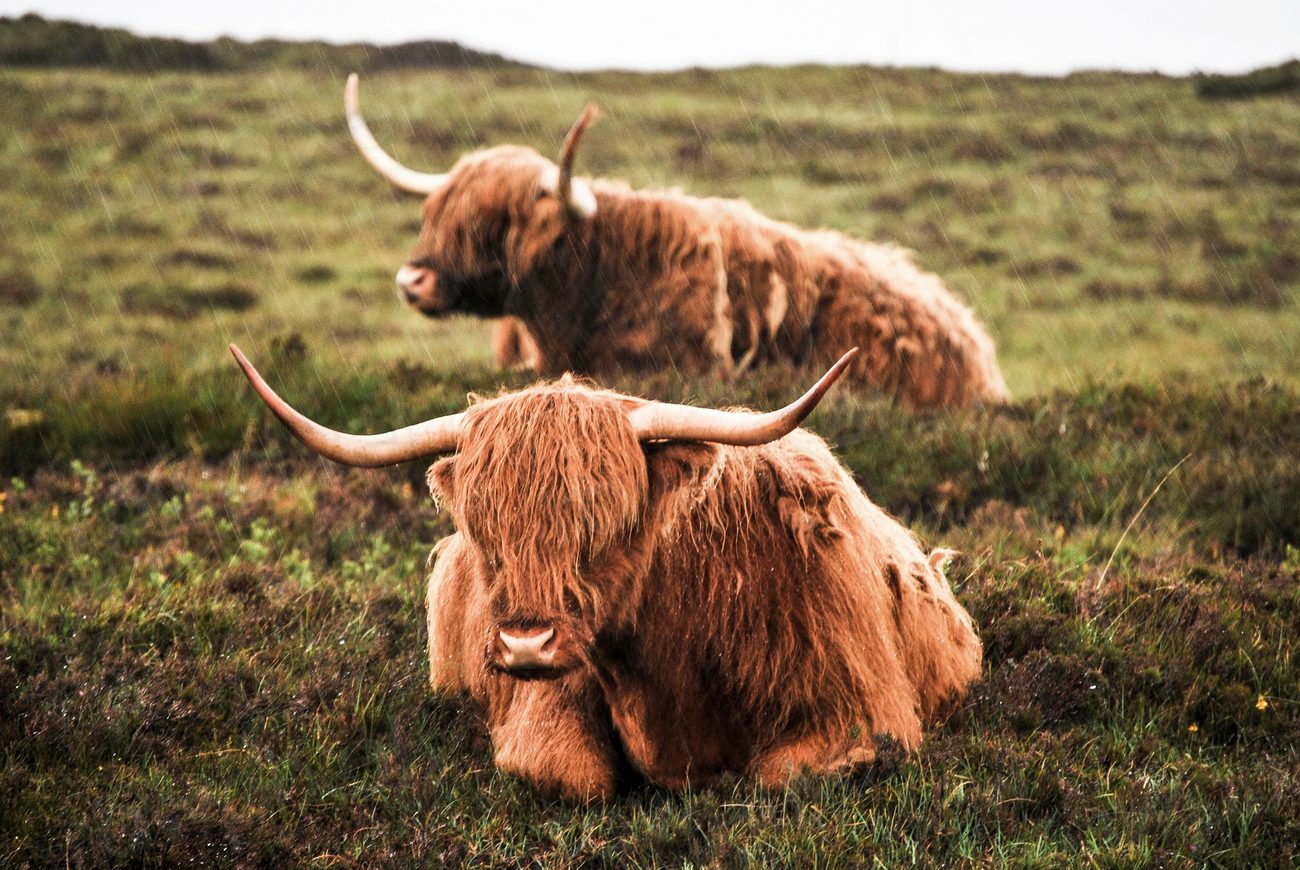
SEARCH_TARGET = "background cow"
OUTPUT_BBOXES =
[231,344,983,799]
[346,75,1009,409]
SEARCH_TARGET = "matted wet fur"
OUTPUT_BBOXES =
[400,143,1008,409]
[424,377,982,799]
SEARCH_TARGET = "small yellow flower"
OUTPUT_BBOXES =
[1188,723,1199,733]
[51,504,59,519]
[1256,695,1269,711]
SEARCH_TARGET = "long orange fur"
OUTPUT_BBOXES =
[424,378,983,799]
[404,144,1009,409]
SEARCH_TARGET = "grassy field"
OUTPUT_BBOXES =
[1,50,1298,866]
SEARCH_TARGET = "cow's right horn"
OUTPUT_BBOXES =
[628,348,859,446]
[230,344,464,466]
[345,73,449,195]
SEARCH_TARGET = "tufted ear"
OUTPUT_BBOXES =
[642,441,726,517]
[426,456,458,509]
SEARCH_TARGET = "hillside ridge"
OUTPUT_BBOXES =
[0,12,528,72]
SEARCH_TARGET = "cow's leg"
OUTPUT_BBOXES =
[490,317,541,372]
[488,674,622,801]
[749,733,876,786]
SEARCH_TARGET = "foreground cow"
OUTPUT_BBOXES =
[231,344,982,798]
[346,74,1009,409]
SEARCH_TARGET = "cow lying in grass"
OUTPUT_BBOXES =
[345,75,1009,409]
[231,344,983,798]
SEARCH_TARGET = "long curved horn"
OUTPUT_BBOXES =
[344,73,449,195]
[628,348,858,446]
[230,344,464,466]
[540,104,599,219]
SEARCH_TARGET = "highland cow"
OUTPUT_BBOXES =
[346,74,1008,408]
[231,344,983,799]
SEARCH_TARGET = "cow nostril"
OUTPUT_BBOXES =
[497,627,557,668]
[402,287,420,304]
[396,265,430,299]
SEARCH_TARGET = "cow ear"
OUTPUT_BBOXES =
[426,456,458,506]
[643,441,724,506]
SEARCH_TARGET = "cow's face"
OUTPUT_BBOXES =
[397,147,575,320]
[341,76,599,322]
[427,384,652,679]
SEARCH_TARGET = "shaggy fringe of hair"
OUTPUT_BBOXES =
[448,379,647,622]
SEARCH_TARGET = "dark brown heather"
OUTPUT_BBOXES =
[424,378,983,799]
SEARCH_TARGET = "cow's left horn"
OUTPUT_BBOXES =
[345,73,449,195]
[230,344,464,466]
[628,348,859,446]
[542,103,599,219]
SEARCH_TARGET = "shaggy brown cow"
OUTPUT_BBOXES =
[231,343,983,799]
[345,75,1009,409]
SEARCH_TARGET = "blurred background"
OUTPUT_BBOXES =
[8,0,1300,73]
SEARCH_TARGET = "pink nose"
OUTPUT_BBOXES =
[496,627,557,670]
[396,265,433,303]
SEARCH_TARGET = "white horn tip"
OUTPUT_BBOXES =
[345,73,360,109]
[829,347,859,381]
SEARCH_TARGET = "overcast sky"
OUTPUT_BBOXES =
[3,0,1297,75]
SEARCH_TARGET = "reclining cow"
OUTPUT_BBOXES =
[231,344,983,798]
[345,75,1009,409]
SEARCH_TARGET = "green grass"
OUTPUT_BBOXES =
[1,51,1298,866]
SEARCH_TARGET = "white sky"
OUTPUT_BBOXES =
[3,0,1297,75]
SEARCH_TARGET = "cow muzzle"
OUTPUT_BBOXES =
[491,624,573,678]
[396,265,438,311]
